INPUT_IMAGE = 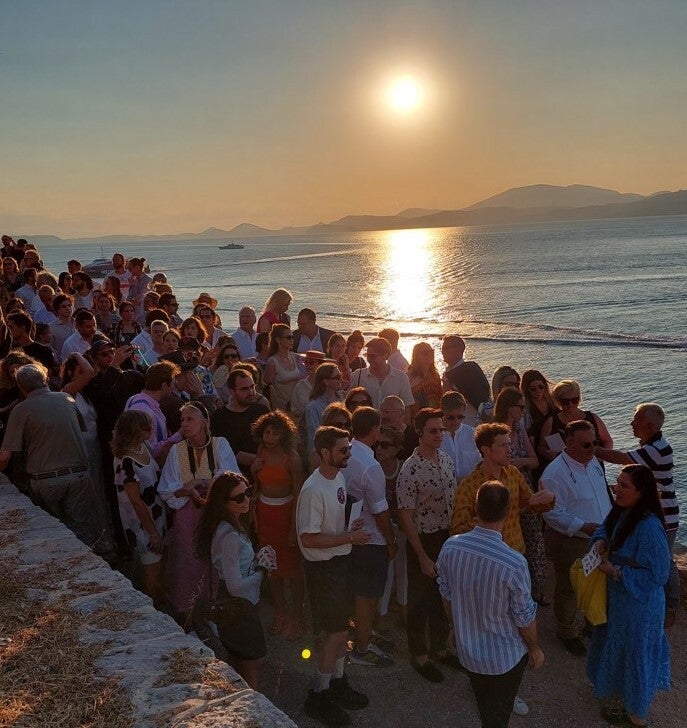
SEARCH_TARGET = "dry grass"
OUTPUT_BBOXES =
[154,647,237,693]
[0,560,133,728]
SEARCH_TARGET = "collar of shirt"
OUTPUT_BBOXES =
[472,525,504,542]
[26,386,50,399]
[444,358,465,373]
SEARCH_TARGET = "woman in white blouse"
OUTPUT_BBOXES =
[196,471,266,690]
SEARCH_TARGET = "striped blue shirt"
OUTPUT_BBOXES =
[436,526,537,675]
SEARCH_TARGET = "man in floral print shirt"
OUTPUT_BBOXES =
[397,408,460,684]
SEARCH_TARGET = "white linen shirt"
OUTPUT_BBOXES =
[232,328,258,360]
[439,424,481,480]
[540,451,611,537]
[342,439,389,546]
[351,366,414,409]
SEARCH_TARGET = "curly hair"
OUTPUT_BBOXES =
[252,409,298,451]
[111,410,153,458]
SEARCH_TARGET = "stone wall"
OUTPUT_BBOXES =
[0,477,296,727]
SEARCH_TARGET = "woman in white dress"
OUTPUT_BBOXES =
[111,410,167,606]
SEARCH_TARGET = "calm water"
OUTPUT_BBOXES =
[40,215,687,538]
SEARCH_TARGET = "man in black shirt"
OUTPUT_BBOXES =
[210,368,269,478]
[7,311,58,376]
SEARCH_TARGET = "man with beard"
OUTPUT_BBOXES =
[297,426,371,726]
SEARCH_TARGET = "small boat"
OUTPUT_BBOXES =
[82,256,114,277]
[218,242,245,250]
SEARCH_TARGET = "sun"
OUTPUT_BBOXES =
[387,76,423,113]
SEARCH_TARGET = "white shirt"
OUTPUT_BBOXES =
[131,330,152,351]
[232,328,258,360]
[439,424,481,480]
[388,350,409,373]
[50,319,76,358]
[541,452,612,537]
[351,366,415,409]
[342,439,389,546]
[297,469,351,561]
[297,328,324,353]
[113,269,132,296]
[290,378,313,423]
[61,331,92,359]
[157,437,238,510]
[33,308,57,325]
[15,284,36,307]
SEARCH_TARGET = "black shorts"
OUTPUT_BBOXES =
[350,544,389,599]
[217,603,267,661]
[304,555,352,635]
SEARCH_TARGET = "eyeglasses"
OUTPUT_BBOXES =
[559,397,580,406]
[227,486,254,503]
[443,414,465,421]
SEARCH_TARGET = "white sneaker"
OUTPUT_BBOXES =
[513,696,529,716]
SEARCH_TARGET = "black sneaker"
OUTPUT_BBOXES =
[410,657,444,683]
[371,629,395,654]
[558,636,587,656]
[304,689,351,726]
[329,675,369,710]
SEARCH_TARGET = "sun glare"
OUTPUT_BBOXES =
[387,76,422,113]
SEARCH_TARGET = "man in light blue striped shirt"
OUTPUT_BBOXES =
[437,481,545,728]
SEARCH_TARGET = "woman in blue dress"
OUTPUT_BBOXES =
[587,464,671,726]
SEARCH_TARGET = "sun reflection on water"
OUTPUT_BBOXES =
[377,228,439,320]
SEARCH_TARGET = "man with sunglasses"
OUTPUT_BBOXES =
[297,426,371,726]
[540,420,612,655]
[439,391,481,480]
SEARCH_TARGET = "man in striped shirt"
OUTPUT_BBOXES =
[437,482,544,728]
[595,402,679,623]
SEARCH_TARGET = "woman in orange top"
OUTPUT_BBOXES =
[251,410,304,639]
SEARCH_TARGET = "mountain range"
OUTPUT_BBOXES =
[27,184,687,244]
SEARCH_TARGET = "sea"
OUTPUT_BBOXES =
[39,215,687,540]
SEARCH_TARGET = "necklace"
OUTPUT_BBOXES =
[188,435,212,449]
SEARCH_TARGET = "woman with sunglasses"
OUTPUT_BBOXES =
[520,369,557,480]
[375,425,408,624]
[112,410,166,606]
[251,411,305,640]
[158,401,239,627]
[321,401,352,433]
[196,472,267,690]
[494,387,548,605]
[344,386,373,413]
[305,363,344,461]
[539,379,613,462]
[212,343,241,404]
[263,323,300,411]
[587,464,670,726]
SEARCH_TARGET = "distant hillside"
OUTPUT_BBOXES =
[468,184,644,210]
[396,207,443,218]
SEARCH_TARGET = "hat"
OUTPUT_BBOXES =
[192,292,218,309]
[179,336,201,350]
[212,364,230,390]
[88,336,115,355]
[297,350,336,364]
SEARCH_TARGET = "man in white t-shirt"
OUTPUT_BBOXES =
[232,306,259,360]
[112,253,132,297]
[296,426,371,726]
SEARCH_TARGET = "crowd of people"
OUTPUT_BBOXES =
[0,234,677,728]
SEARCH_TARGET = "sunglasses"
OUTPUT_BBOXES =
[529,383,546,392]
[350,399,369,406]
[559,397,580,406]
[443,413,465,421]
[224,352,239,360]
[375,441,395,449]
[579,441,595,449]
[227,486,254,503]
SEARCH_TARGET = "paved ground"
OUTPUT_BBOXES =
[260,581,686,728]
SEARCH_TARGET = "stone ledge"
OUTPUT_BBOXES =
[0,479,296,728]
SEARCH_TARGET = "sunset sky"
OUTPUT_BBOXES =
[2,1,686,238]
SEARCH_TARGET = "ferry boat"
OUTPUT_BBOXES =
[218,242,245,250]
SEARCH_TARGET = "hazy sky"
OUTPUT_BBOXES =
[2,0,686,237]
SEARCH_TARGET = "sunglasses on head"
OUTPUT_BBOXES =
[227,486,254,503]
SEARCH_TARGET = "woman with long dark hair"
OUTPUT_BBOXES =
[587,464,671,726]
[407,342,442,418]
[196,471,266,690]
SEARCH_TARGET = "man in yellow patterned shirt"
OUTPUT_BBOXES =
[451,423,554,553]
